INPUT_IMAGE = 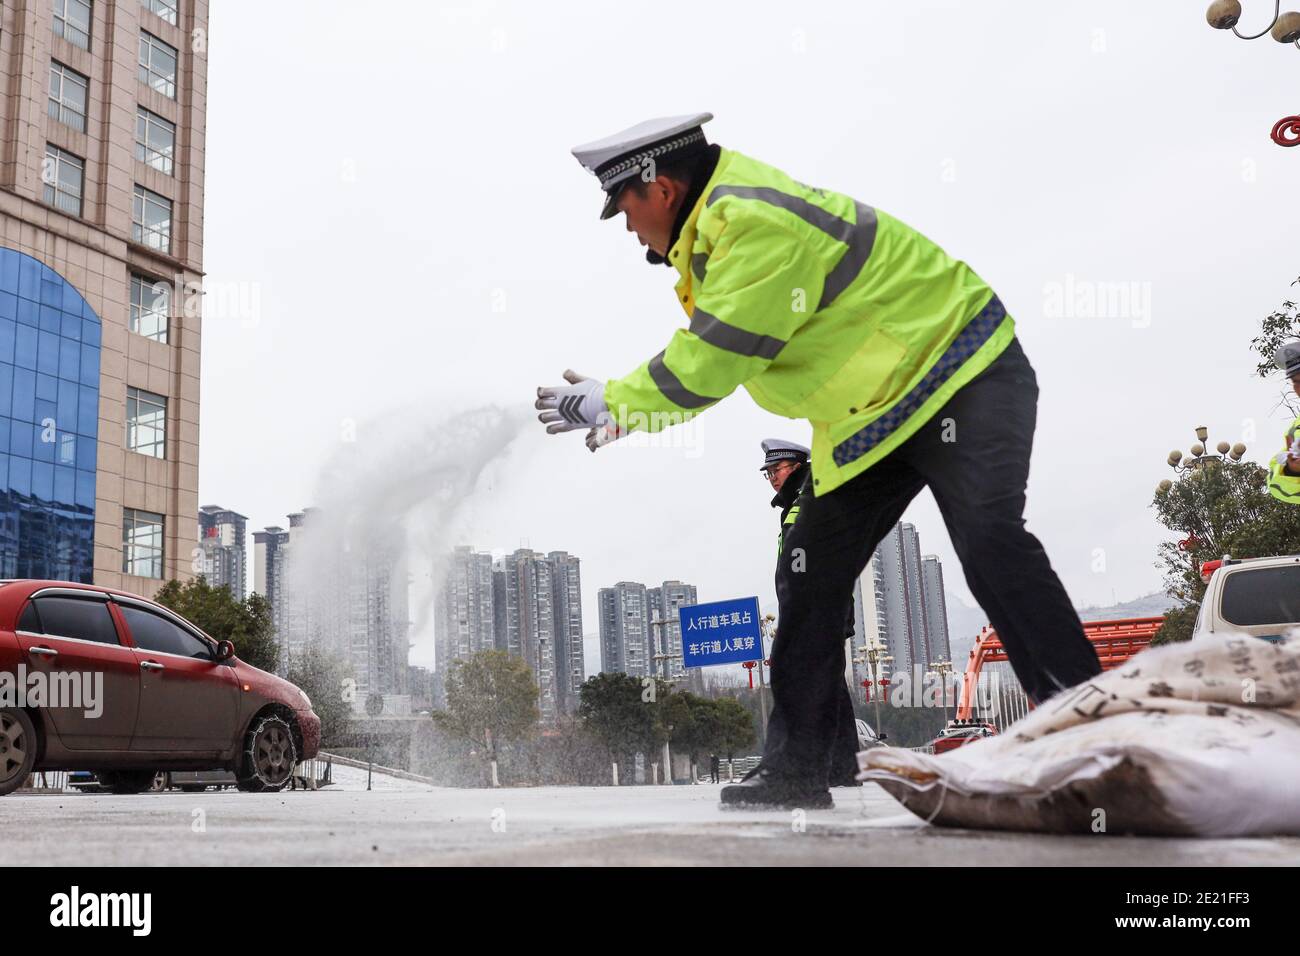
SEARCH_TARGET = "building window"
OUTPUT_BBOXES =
[138,31,177,99]
[132,184,171,253]
[48,62,88,133]
[135,107,175,175]
[141,0,177,26]
[126,386,167,458]
[130,274,169,342]
[123,508,165,579]
[52,0,92,51]
[42,145,84,217]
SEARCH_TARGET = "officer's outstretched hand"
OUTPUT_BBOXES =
[536,370,622,452]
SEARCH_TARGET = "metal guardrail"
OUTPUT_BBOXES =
[695,755,761,783]
[313,751,438,787]
[18,772,68,793]
[287,757,333,791]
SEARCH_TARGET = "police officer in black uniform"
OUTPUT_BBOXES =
[759,439,862,789]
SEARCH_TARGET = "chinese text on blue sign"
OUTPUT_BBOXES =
[679,596,763,668]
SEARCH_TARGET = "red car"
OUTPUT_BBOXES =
[0,580,319,796]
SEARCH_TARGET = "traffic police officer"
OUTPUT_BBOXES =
[538,113,1102,808]
[760,438,862,789]
[1269,341,1300,504]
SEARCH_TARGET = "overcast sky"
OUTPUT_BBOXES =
[201,1,1300,669]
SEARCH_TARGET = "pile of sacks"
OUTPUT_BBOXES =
[858,633,1300,836]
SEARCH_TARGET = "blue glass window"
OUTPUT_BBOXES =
[58,337,79,381]
[75,469,94,509]
[9,421,32,457]
[15,297,38,327]
[31,461,53,501]
[77,384,97,436]
[37,330,60,376]
[75,433,93,472]
[14,326,37,370]
[78,343,98,387]
[35,372,58,403]
[9,456,30,496]
[0,318,14,363]
[56,378,77,433]
[0,248,98,583]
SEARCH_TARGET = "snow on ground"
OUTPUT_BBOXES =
[2,783,1295,866]
[324,762,436,793]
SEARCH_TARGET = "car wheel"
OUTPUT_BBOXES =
[236,715,297,793]
[148,771,168,792]
[0,709,37,797]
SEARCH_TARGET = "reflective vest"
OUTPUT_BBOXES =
[773,465,809,556]
[1268,416,1300,504]
[603,148,1016,496]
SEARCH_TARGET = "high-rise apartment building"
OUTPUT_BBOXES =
[256,507,410,709]
[548,550,585,716]
[597,581,650,678]
[197,503,244,596]
[501,548,556,721]
[0,0,208,591]
[251,523,287,620]
[437,545,496,662]
[874,523,921,675]
[853,523,955,683]
[598,578,699,686]
[435,545,586,719]
[920,555,951,664]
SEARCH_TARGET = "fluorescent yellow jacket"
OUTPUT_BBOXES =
[1268,416,1300,504]
[603,148,1016,496]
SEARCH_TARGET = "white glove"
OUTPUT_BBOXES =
[536,370,610,433]
[584,422,623,453]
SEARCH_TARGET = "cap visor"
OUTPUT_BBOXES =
[599,187,621,220]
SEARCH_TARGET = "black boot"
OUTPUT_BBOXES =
[720,769,832,810]
[828,753,862,788]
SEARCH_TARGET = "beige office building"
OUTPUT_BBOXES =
[0,0,207,594]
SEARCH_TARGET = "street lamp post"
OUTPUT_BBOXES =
[1160,425,1246,481]
[1156,426,1247,576]
[1204,2,1300,144]
[649,617,683,784]
[931,659,955,727]
[750,614,777,747]
[853,638,892,742]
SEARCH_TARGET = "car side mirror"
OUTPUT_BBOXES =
[215,640,235,662]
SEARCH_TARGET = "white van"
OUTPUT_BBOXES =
[1193,554,1300,643]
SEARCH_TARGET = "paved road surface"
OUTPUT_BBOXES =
[6,773,1298,866]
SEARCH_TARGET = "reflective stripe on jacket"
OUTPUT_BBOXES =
[1269,416,1300,504]
[603,148,1015,495]
[772,463,809,556]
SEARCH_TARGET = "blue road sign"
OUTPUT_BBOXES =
[679,596,763,668]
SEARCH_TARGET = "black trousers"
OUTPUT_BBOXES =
[762,337,1102,784]
[754,642,861,785]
